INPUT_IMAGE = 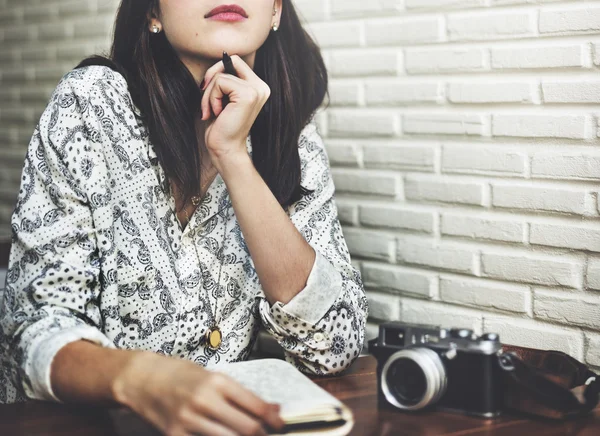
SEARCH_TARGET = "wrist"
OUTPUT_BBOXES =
[110,350,157,408]
[213,149,253,179]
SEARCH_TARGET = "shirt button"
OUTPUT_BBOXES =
[314,332,325,342]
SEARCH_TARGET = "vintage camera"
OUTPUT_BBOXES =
[369,322,504,418]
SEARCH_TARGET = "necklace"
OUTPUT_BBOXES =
[183,178,227,352]
[178,169,217,228]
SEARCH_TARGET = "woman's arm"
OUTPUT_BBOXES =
[201,56,368,375]
[217,152,316,305]
[51,340,142,404]
[221,123,368,375]
[52,340,284,436]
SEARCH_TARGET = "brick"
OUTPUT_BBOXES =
[329,49,399,77]
[3,25,34,43]
[57,1,96,17]
[484,316,584,359]
[0,108,36,125]
[331,0,403,18]
[441,214,524,243]
[366,17,442,46]
[294,0,328,22]
[492,45,587,69]
[363,142,435,171]
[481,251,583,288]
[540,7,600,34]
[19,86,54,104]
[332,168,401,197]
[405,176,485,206]
[335,199,358,225]
[328,81,361,107]
[405,0,485,8]
[542,81,600,103]
[448,11,534,41]
[530,223,600,252]
[37,22,73,40]
[587,333,600,366]
[73,16,114,38]
[344,228,395,262]
[360,204,435,233]
[366,81,442,105]
[324,142,361,167]
[364,322,379,352]
[406,48,487,74]
[404,114,486,136]
[0,66,33,84]
[23,4,59,22]
[534,289,600,330]
[401,298,483,333]
[587,258,600,291]
[307,21,362,48]
[492,184,596,216]
[448,82,536,104]
[595,43,600,66]
[328,110,397,137]
[57,43,96,61]
[367,291,401,321]
[492,114,588,139]
[362,262,436,298]
[20,45,56,62]
[440,277,530,314]
[532,151,600,181]
[397,237,476,274]
[442,145,526,176]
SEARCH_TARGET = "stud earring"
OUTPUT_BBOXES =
[273,8,277,16]
[272,23,278,32]
[151,25,160,34]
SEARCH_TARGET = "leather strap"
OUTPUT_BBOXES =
[500,345,599,419]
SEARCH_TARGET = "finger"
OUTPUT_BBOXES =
[202,55,262,91]
[198,398,268,436]
[222,384,285,431]
[179,409,237,436]
[202,74,255,120]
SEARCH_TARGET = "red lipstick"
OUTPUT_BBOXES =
[205,4,248,22]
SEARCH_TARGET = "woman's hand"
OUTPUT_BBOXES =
[112,351,285,436]
[200,55,270,171]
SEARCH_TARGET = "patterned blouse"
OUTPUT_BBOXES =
[0,66,368,404]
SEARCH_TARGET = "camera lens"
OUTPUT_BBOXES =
[387,359,427,406]
[381,348,447,410]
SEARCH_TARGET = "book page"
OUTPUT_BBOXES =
[212,358,342,416]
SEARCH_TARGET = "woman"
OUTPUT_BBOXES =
[0,0,367,434]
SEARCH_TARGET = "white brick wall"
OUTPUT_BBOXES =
[299,0,600,370]
[1,0,600,371]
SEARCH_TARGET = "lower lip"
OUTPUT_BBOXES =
[207,12,247,22]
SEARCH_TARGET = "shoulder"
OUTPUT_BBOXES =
[298,115,327,164]
[51,65,136,114]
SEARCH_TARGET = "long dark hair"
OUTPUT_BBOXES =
[78,0,327,210]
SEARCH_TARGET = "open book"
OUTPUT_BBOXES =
[213,359,354,435]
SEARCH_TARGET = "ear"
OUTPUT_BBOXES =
[274,0,283,26]
[147,4,162,29]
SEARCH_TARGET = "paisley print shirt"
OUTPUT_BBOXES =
[0,66,368,404]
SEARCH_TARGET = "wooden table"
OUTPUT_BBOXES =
[0,355,598,435]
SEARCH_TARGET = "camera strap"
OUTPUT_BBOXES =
[499,345,599,419]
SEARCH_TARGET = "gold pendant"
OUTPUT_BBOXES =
[191,195,201,206]
[206,326,222,350]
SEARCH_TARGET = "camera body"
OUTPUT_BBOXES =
[369,321,504,418]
